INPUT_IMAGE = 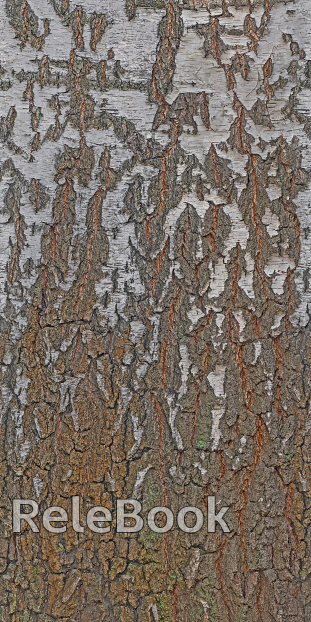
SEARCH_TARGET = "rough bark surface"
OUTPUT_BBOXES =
[1,0,311,620]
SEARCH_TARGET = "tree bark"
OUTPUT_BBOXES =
[0,0,311,620]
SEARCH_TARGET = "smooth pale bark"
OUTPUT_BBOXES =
[0,0,311,620]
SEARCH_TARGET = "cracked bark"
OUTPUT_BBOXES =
[1,0,311,620]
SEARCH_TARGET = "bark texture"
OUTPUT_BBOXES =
[1,0,311,620]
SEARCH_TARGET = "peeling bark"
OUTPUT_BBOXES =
[1,0,311,620]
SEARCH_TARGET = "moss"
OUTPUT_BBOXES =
[156,593,174,621]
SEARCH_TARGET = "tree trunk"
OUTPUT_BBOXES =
[0,0,311,620]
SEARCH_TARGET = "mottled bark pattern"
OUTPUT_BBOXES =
[0,0,311,620]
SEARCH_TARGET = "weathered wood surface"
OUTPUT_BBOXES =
[1,0,311,620]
